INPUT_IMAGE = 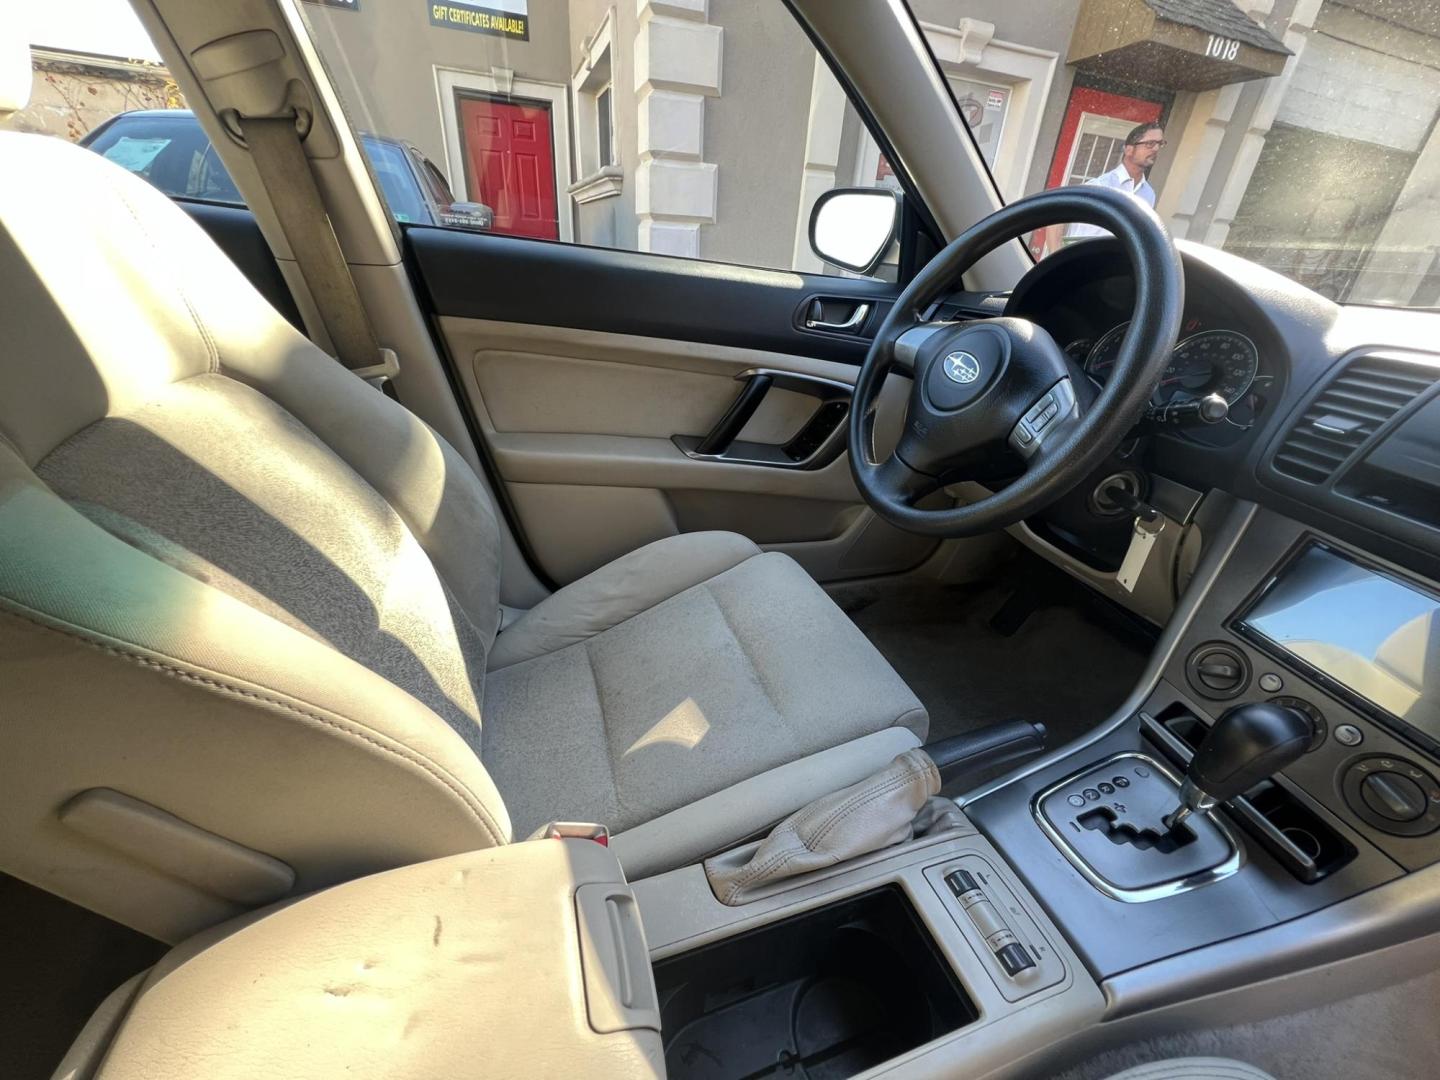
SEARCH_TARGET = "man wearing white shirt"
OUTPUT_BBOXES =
[1057,122,1166,245]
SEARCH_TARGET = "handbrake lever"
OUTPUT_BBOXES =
[924,720,1047,787]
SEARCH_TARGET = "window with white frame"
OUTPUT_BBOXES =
[572,11,617,194]
[596,84,614,170]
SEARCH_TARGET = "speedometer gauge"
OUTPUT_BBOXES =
[1084,321,1130,383]
[1152,330,1259,408]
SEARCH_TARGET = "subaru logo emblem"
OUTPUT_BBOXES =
[943,351,981,384]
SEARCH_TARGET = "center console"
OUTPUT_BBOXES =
[632,824,1103,1079]
[963,502,1440,1003]
[630,499,1440,1078]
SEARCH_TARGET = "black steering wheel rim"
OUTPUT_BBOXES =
[849,185,1183,538]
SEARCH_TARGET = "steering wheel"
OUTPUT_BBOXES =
[849,185,1183,538]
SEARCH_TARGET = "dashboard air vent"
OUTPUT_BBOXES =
[1273,355,1438,484]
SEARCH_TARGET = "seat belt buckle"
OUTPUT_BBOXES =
[352,346,400,387]
[543,822,610,847]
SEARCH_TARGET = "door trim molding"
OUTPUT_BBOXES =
[433,65,574,243]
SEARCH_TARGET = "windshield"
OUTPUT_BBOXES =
[904,0,1440,307]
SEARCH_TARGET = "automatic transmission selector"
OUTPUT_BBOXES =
[1164,701,1314,832]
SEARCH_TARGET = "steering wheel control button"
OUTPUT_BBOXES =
[1342,755,1440,836]
[1008,378,1078,460]
[1335,724,1364,747]
[1185,642,1250,699]
[1259,673,1283,692]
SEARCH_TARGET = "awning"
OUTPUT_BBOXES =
[1069,0,1291,92]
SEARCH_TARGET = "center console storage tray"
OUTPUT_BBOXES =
[653,885,976,1079]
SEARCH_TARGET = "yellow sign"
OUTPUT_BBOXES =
[429,1,529,40]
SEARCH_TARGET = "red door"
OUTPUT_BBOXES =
[1045,87,1165,191]
[459,97,559,240]
[1030,87,1165,257]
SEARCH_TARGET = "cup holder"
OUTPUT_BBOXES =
[1280,826,1323,861]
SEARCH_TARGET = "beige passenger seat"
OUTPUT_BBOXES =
[53,837,664,1080]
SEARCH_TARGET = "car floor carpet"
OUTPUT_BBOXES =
[833,553,1153,785]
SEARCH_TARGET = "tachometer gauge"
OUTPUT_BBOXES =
[1084,321,1130,384]
[1064,338,1094,365]
[1152,330,1259,408]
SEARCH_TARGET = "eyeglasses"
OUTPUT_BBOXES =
[1131,139,1168,149]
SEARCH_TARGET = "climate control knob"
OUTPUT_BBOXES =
[1185,642,1250,699]
[1361,772,1427,822]
[1342,755,1440,836]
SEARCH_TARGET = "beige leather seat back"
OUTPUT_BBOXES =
[0,132,513,942]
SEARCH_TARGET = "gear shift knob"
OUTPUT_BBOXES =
[1164,701,1313,831]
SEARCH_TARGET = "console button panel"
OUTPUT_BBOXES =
[925,855,1062,1002]
[1155,508,1440,871]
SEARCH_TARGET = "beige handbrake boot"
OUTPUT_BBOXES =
[704,749,966,905]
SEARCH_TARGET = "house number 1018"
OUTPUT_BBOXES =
[1206,35,1241,61]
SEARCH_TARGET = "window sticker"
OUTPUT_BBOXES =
[100,136,170,173]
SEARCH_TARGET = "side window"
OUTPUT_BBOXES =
[417,153,458,207]
[298,0,902,277]
[191,144,244,204]
[362,137,431,224]
[82,115,243,207]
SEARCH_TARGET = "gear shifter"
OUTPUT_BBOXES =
[1164,701,1314,831]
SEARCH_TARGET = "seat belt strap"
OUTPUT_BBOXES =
[238,114,398,382]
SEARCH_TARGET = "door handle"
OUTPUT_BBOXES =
[674,369,852,469]
[804,301,870,332]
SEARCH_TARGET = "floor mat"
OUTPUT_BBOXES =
[0,873,166,1080]
[836,554,1152,774]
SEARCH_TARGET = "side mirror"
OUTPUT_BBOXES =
[808,187,901,275]
[439,201,494,230]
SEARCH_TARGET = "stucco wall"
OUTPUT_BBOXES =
[300,0,573,190]
[569,0,641,251]
[698,0,814,267]
[908,0,1082,196]
[10,56,180,142]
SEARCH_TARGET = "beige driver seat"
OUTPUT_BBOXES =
[0,130,927,941]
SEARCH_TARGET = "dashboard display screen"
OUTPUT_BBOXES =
[1238,544,1440,742]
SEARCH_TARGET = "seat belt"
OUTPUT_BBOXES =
[238,114,398,384]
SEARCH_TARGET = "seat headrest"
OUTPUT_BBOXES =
[0,32,31,119]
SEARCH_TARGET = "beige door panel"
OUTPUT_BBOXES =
[438,317,939,585]
[507,483,679,583]
[474,349,819,443]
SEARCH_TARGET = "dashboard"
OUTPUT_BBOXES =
[1077,322,1258,415]
[1005,240,1286,449]
[986,236,1440,609]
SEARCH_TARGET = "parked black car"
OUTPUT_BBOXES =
[80,109,493,229]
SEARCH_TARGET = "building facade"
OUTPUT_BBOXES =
[107,0,1440,306]
[9,47,181,142]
